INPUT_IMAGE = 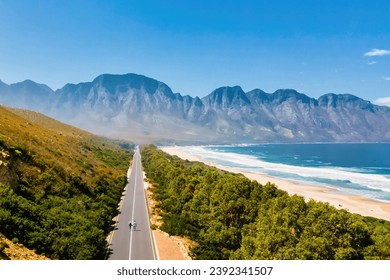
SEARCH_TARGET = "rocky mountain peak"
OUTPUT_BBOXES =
[271,89,314,105]
[91,73,175,98]
[202,86,251,108]
[318,93,375,111]
[10,80,53,95]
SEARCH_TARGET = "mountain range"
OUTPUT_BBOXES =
[1,73,390,143]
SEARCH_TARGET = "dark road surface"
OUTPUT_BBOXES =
[108,147,157,260]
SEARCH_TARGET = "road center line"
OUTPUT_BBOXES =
[128,151,138,260]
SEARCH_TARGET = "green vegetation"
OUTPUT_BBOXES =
[141,145,390,260]
[0,106,133,259]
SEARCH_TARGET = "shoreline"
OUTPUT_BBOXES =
[160,146,390,221]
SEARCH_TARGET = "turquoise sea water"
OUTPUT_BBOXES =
[180,143,390,202]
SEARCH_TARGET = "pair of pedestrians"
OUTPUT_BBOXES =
[128,220,137,231]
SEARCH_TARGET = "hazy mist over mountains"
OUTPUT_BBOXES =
[1,73,390,144]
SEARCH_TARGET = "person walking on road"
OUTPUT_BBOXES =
[132,220,137,231]
[128,221,132,230]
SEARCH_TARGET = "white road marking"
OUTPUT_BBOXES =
[128,151,138,259]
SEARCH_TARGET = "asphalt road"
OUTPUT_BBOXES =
[108,147,157,260]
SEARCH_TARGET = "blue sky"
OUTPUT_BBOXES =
[1,0,390,105]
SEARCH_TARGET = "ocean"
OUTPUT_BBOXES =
[179,143,390,202]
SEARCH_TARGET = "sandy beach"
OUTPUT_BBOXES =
[160,146,390,221]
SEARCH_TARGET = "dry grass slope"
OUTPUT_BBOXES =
[0,233,50,260]
[1,105,130,189]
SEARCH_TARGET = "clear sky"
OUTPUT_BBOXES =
[1,0,390,105]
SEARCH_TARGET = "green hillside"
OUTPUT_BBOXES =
[0,105,133,259]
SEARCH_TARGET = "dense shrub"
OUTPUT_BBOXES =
[141,145,390,260]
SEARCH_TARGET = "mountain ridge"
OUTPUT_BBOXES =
[1,73,390,143]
